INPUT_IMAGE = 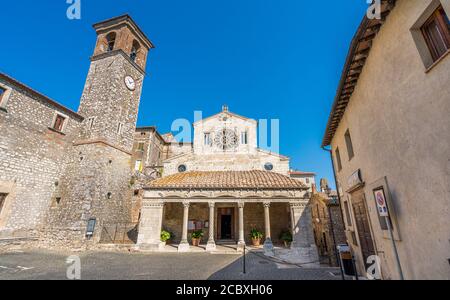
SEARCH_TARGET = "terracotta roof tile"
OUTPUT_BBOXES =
[147,171,308,189]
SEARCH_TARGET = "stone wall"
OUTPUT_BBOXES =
[310,193,346,266]
[43,143,134,247]
[0,76,82,236]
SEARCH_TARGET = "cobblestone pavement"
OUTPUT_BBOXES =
[0,249,342,280]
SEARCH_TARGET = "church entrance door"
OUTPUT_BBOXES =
[217,207,235,241]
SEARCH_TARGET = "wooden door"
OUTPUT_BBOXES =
[216,208,235,240]
[351,190,375,268]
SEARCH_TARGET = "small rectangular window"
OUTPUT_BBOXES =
[53,114,66,132]
[204,133,211,146]
[344,129,354,160]
[421,6,450,62]
[335,148,342,171]
[137,143,145,151]
[87,117,95,130]
[0,193,7,214]
[241,131,248,145]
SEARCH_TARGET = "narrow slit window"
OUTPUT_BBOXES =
[204,133,211,146]
[117,122,124,135]
[87,117,95,130]
[344,201,352,226]
[241,131,248,145]
[335,147,342,172]
[344,129,354,160]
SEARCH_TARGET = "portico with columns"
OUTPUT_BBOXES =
[136,171,319,265]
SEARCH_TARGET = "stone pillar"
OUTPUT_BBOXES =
[178,201,190,252]
[136,200,165,251]
[288,201,319,267]
[263,202,273,253]
[206,202,216,251]
[237,202,245,250]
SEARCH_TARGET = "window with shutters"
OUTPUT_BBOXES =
[421,5,450,62]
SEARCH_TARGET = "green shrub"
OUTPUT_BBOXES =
[191,230,203,239]
[161,230,171,242]
[279,230,293,242]
[249,228,263,239]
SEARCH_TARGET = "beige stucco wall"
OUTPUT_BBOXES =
[330,0,450,279]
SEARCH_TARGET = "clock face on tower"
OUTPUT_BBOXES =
[214,128,238,151]
[124,76,136,91]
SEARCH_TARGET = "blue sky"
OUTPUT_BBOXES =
[0,0,368,188]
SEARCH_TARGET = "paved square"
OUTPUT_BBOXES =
[0,250,341,280]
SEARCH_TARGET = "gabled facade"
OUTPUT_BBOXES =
[162,106,290,176]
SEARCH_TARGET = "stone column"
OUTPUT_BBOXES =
[288,201,319,267]
[237,202,245,250]
[263,202,273,253]
[178,201,190,252]
[136,200,165,251]
[206,202,216,251]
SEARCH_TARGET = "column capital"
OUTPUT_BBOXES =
[237,201,245,208]
[182,201,190,208]
[263,201,271,208]
[208,201,215,208]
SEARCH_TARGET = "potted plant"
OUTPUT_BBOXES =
[161,230,171,245]
[250,228,263,246]
[191,230,203,246]
[280,230,293,248]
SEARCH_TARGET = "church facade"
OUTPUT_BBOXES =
[0,15,318,263]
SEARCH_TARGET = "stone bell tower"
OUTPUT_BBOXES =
[78,14,154,152]
[44,15,154,247]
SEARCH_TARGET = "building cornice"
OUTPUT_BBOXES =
[91,49,146,75]
[322,0,396,147]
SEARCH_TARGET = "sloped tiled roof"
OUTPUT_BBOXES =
[322,0,396,146]
[147,171,308,189]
